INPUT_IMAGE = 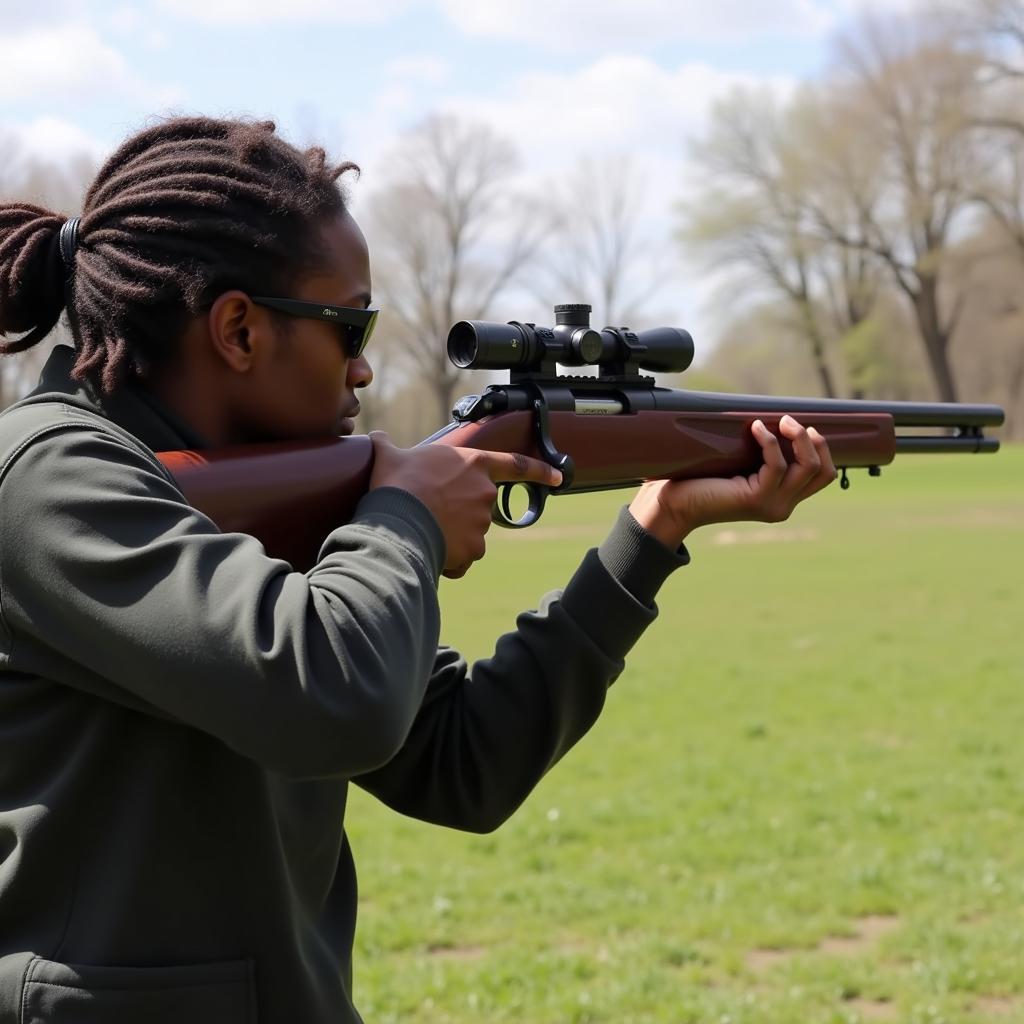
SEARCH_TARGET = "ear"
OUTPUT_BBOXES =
[207,291,272,373]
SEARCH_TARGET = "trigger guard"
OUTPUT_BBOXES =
[491,482,548,529]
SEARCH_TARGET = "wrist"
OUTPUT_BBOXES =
[628,495,692,551]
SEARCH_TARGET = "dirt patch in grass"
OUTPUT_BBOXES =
[973,995,1024,1017]
[745,947,796,972]
[747,915,901,972]
[864,731,907,750]
[819,915,901,957]
[843,997,899,1020]
[426,944,486,961]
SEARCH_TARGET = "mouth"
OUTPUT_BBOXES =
[337,403,361,436]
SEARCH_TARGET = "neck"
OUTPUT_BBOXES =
[143,330,238,446]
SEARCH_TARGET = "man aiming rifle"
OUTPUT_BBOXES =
[0,116,840,1024]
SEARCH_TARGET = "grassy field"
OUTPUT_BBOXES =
[347,446,1024,1024]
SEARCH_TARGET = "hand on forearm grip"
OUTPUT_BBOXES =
[629,415,839,550]
[368,432,563,578]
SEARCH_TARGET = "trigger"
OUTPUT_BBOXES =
[491,482,548,529]
[501,482,517,522]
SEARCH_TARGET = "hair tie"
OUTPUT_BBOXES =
[58,217,81,272]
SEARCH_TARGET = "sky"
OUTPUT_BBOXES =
[0,0,914,351]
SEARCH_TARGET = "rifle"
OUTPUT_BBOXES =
[157,304,1005,571]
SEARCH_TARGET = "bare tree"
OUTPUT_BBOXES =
[972,132,1024,255]
[364,115,548,428]
[789,91,887,339]
[679,89,843,397]
[945,0,1024,257]
[972,0,1024,83]
[809,13,986,402]
[535,156,668,329]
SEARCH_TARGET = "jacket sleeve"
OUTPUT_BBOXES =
[355,508,689,833]
[0,426,445,780]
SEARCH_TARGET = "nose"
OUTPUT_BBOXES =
[348,353,373,390]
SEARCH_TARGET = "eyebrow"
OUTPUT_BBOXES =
[347,291,372,309]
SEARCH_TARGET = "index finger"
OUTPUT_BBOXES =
[477,450,563,488]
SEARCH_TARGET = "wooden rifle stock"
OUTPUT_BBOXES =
[156,410,901,571]
[158,436,374,571]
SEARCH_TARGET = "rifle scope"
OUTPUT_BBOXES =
[447,304,694,376]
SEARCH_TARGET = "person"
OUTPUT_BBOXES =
[0,117,837,1024]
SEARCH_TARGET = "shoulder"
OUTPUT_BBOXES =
[0,396,170,484]
[0,398,183,532]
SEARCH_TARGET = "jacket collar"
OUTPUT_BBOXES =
[27,345,208,453]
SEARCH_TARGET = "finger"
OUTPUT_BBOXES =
[752,419,786,490]
[367,430,396,451]
[443,535,487,579]
[798,426,839,498]
[809,426,837,479]
[777,415,821,492]
[477,450,563,487]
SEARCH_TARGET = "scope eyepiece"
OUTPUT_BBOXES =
[448,320,534,370]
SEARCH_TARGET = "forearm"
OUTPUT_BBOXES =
[356,508,690,831]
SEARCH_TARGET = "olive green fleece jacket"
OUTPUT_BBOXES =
[0,346,688,1024]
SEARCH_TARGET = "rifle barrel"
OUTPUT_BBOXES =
[668,390,1005,429]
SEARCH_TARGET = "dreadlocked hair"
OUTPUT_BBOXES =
[0,117,359,394]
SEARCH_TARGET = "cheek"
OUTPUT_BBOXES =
[256,342,347,436]
[296,343,348,411]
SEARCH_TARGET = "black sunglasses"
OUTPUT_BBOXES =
[250,296,378,358]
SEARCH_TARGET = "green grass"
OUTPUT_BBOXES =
[348,447,1024,1024]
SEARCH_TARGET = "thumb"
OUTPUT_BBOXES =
[367,430,397,452]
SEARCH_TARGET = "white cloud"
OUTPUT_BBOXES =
[0,24,173,105]
[433,55,795,172]
[158,0,418,24]
[837,0,929,14]
[5,116,111,163]
[0,0,84,31]
[383,55,450,84]
[105,4,169,47]
[357,57,451,126]
[439,0,836,47]
[353,54,796,238]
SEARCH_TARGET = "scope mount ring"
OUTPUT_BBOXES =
[491,396,574,529]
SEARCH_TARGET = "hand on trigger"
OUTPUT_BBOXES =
[368,433,562,579]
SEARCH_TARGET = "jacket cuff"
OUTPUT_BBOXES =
[597,506,690,608]
[347,486,447,580]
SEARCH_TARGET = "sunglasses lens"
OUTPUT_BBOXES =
[348,311,377,358]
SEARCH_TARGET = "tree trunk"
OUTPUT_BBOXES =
[796,299,838,398]
[913,277,958,403]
